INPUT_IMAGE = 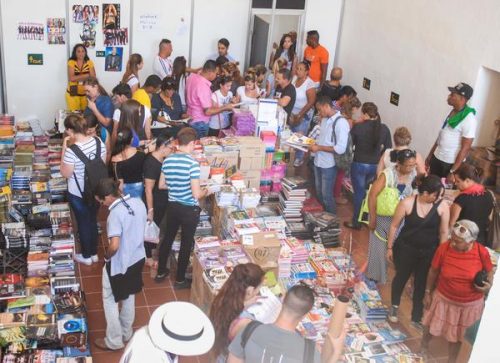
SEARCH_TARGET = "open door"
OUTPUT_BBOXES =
[249,15,270,67]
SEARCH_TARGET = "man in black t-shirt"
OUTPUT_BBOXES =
[275,69,296,122]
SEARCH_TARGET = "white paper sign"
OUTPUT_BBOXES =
[139,14,160,32]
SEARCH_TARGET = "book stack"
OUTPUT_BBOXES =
[49,234,76,278]
[260,131,277,152]
[48,139,63,178]
[228,210,260,238]
[219,136,240,153]
[354,280,389,321]
[202,267,230,290]
[239,188,261,209]
[0,274,26,300]
[230,110,256,136]
[290,262,317,279]
[304,211,342,248]
[279,176,308,223]
[216,185,239,207]
[285,237,309,264]
[26,313,58,344]
[2,222,28,249]
[278,242,292,278]
[27,251,49,277]
[50,203,73,236]
[49,177,68,203]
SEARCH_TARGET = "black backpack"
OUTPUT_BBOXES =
[240,321,316,362]
[70,137,109,204]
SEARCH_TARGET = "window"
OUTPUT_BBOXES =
[276,0,305,10]
[252,0,272,8]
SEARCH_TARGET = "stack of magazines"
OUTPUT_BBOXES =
[279,176,308,223]
[304,211,342,248]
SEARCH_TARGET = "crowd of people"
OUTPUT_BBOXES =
[60,30,496,362]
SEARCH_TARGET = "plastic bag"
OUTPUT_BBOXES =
[144,221,160,244]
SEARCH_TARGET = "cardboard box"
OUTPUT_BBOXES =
[190,255,217,314]
[205,151,239,169]
[238,156,265,171]
[242,231,281,275]
[237,137,266,158]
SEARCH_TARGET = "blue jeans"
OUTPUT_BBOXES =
[314,165,337,214]
[123,182,144,198]
[351,162,377,226]
[291,111,313,162]
[68,193,98,258]
[190,121,209,139]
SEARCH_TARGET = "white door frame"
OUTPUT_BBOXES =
[246,7,305,69]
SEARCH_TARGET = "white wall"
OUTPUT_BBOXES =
[191,0,251,68]
[1,0,67,128]
[303,0,343,75]
[131,0,192,80]
[336,0,500,154]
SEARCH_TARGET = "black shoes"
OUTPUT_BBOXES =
[344,221,361,230]
[174,279,192,290]
[154,269,170,283]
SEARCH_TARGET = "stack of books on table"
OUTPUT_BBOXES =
[216,185,239,207]
[285,237,309,264]
[2,222,28,249]
[354,280,389,321]
[279,176,308,223]
[49,177,68,203]
[0,274,26,300]
[49,234,76,278]
[27,251,49,277]
[48,139,63,178]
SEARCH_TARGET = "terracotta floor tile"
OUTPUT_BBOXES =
[85,292,103,311]
[79,262,105,277]
[87,310,107,331]
[81,276,103,293]
[175,288,191,302]
[92,351,125,363]
[135,291,148,307]
[178,357,199,363]
[144,286,177,306]
[143,274,170,289]
[132,306,150,329]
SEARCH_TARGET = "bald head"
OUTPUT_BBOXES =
[282,285,315,319]
[331,67,343,81]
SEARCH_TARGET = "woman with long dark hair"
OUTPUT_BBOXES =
[270,33,297,72]
[450,163,495,246]
[172,56,189,113]
[345,102,392,230]
[209,263,265,362]
[84,77,114,135]
[387,175,449,328]
[121,53,143,93]
[117,99,151,146]
[111,127,146,198]
[66,44,96,111]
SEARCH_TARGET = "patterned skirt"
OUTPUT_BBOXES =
[366,215,393,284]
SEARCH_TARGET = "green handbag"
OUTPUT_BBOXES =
[358,170,400,224]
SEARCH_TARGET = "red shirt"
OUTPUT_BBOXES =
[432,241,493,303]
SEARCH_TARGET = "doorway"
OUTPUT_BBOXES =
[247,10,304,69]
[473,66,500,146]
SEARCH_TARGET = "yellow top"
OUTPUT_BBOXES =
[67,59,94,96]
[132,88,151,109]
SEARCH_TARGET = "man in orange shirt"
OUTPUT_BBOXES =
[304,30,329,86]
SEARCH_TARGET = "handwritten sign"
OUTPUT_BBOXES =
[139,14,159,32]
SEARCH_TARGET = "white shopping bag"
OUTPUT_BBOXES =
[144,221,160,244]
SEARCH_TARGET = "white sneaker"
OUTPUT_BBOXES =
[293,158,304,167]
[91,255,99,263]
[74,254,92,266]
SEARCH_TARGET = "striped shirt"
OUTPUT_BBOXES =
[63,137,107,198]
[162,153,200,206]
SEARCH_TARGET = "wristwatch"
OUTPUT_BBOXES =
[449,169,456,174]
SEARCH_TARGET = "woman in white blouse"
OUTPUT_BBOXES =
[236,72,261,105]
[290,61,316,166]
[121,53,143,93]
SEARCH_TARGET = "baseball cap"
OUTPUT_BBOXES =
[448,82,473,100]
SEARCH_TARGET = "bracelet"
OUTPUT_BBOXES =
[148,208,154,212]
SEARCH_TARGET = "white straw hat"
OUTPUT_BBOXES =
[149,302,215,356]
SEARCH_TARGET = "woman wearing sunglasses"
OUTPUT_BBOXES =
[366,149,418,284]
[421,220,493,362]
[386,175,449,329]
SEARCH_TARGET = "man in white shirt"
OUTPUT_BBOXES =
[426,82,477,181]
[153,39,173,80]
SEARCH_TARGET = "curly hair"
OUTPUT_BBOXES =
[209,263,264,358]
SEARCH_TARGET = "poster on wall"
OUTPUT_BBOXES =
[103,4,120,30]
[72,5,99,24]
[104,47,123,72]
[17,23,44,41]
[79,21,97,48]
[47,18,66,45]
[103,28,128,46]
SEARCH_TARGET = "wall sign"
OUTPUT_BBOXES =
[390,92,400,106]
[27,54,43,65]
[363,77,371,90]
[95,50,105,57]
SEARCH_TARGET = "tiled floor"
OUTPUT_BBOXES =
[76,183,473,363]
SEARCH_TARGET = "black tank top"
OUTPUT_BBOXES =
[396,196,441,251]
